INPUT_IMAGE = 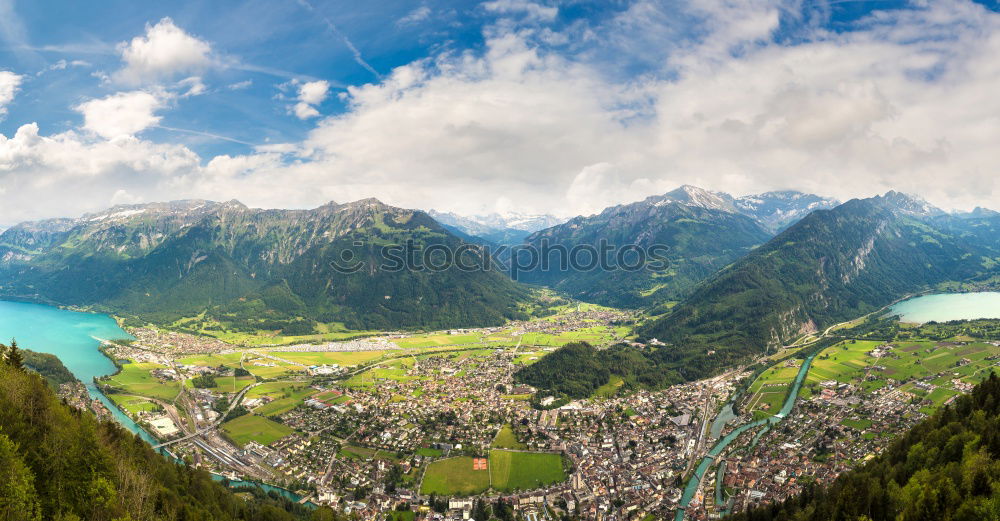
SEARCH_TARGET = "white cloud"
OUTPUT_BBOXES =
[36,59,91,76]
[74,91,164,139]
[114,18,212,85]
[3,0,1000,226]
[292,80,329,119]
[110,188,144,205]
[482,0,558,22]
[227,79,253,90]
[0,123,199,222]
[177,76,206,97]
[299,80,329,105]
[397,6,431,26]
[0,70,22,118]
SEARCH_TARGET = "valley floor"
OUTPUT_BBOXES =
[79,306,1000,521]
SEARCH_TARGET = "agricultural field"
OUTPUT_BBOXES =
[492,424,527,450]
[745,360,802,419]
[489,450,566,492]
[109,394,160,415]
[175,316,378,347]
[269,350,388,367]
[249,384,316,416]
[802,340,882,396]
[343,367,426,388]
[185,375,255,394]
[105,362,181,401]
[420,456,491,496]
[799,338,1000,410]
[242,358,306,379]
[518,326,626,347]
[222,414,293,447]
[177,352,245,368]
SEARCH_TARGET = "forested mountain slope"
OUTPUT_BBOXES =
[641,193,1000,365]
[0,199,530,332]
[511,186,836,308]
[0,359,338,521]
[513,188,773,308]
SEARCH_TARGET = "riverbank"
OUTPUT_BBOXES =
[674,346,825,521]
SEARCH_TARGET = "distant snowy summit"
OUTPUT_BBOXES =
[427,210,565,245]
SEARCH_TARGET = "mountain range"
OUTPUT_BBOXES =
[510,186,838,308]
[639,191,1000,378]
[4,184,999,365]
[0,199,530,333]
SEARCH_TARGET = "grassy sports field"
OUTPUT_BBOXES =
[221,414,293,446]
[489,450,566,492]
[419,456,491,496]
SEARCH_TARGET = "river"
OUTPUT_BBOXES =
[674,352,819,521]
[0,300,310,505]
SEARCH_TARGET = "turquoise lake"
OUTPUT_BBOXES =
[890,292,1000,323]
[0,299,313,504]
[0,300,160,442]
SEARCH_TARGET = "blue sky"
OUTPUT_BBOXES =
[1,0,999,224]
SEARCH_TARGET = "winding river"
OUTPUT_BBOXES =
[674,352,819,521]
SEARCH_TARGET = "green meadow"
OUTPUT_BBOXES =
[222,414,293,447]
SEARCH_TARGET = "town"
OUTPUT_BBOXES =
[72,308,1000,521]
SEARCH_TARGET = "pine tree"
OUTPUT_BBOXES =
[4,339,23,369]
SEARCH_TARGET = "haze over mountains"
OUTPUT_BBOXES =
[427,210,565,245]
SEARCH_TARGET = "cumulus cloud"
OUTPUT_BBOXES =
[74,91,164,139]
[482,0,558,22]
[0,70,22,118]
[292,80,329,119]
[0,123,199,222]
[2,0,1000,225]
[114,18,212,85]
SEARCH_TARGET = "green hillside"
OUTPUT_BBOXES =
[640,193,1000,381]
[514,197,771,308]
[0,199,531,333]
[513,342,682,398]
[0,357,340,521]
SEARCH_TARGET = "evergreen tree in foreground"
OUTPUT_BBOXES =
[2,339,24,369]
